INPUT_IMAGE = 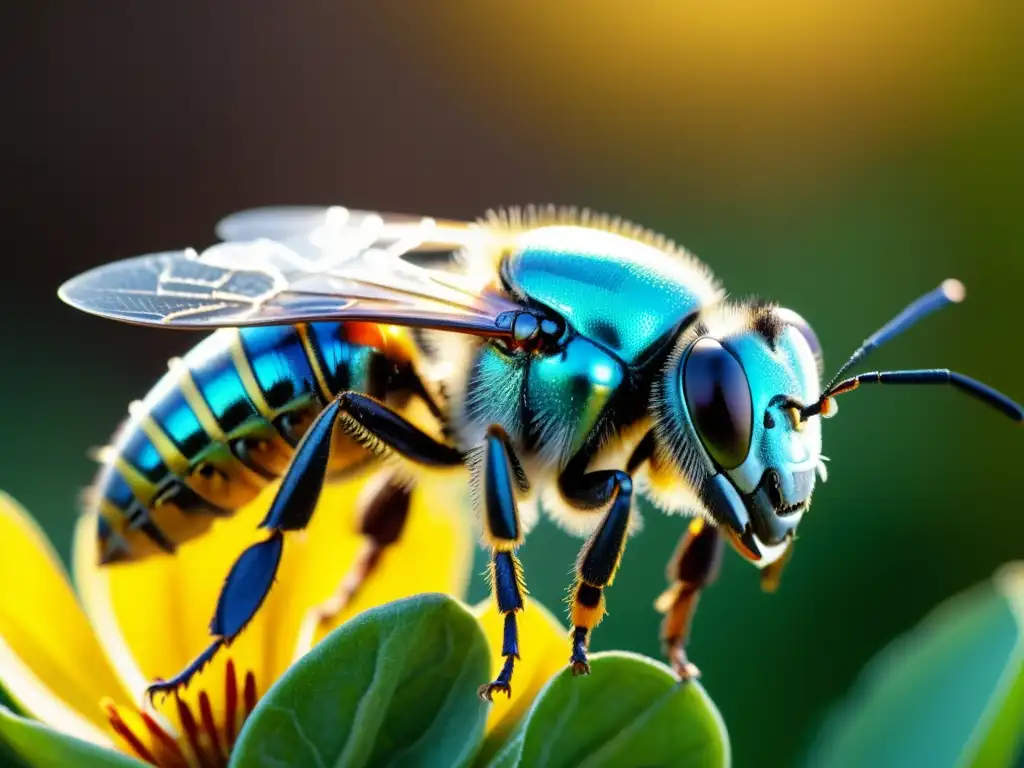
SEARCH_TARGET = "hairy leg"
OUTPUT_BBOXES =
[560,469,634,675]
[475,426,531,701]
[654,518,723,679]
[146,392,461,699]
[312,470,413,624]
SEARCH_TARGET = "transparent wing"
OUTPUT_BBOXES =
[58,207,524,336]
[214,205,480,255]
[216,206,349,243]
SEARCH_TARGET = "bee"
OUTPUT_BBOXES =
[59,205,1023,701]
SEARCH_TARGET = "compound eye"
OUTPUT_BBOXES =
[776,308,822,370]
[683,338,753,470]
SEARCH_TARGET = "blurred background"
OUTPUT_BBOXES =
[1,3,1021,765]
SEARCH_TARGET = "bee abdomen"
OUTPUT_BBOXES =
[88,322,401,565]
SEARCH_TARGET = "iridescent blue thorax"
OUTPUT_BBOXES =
[502,227,716,367]
[457,226,720,470]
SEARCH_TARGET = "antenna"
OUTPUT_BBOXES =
[824,279,964,394]
[800,280,1022,423]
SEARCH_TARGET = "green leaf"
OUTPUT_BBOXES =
[480,652,729,768]
[806,564,1024,768]
[0,690,20,717]
[231,593,490,768]
[0,706,144,768]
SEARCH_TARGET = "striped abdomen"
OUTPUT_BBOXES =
[89,322,420,564]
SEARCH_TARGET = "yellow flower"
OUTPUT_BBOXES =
[0,476,568,767]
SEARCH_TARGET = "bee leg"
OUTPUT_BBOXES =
[146,393,461,701]
[310,471,413,627]
[560,469,634,676]
[144,529,285,702]
[654,518,723,680]
[475,426,529,702]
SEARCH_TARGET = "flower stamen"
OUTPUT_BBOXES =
[223,660,238,749]
[102,658,260,768]
[103,700,160,766]
[243,671,257,717]
[139,710,188,768]
[198,691,221,759]
[175,694,216,768]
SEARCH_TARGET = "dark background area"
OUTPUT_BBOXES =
[2,3,1022,766]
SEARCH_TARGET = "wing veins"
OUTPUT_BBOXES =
[58,205,527,336]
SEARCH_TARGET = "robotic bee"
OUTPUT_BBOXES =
[59,205,1023,701]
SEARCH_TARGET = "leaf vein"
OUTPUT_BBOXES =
[576,687,680,767]
[263,704,327,768]
[535,682,580,766]
[337,612,418,767]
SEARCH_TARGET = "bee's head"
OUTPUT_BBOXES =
[654,279,1022,568]
[654,301,825,565]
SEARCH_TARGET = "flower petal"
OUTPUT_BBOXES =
[0,492,127,745]
[473,596,568,737]
[281,470,474,678]
[73,489,278,731]
[73,468,474,734]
